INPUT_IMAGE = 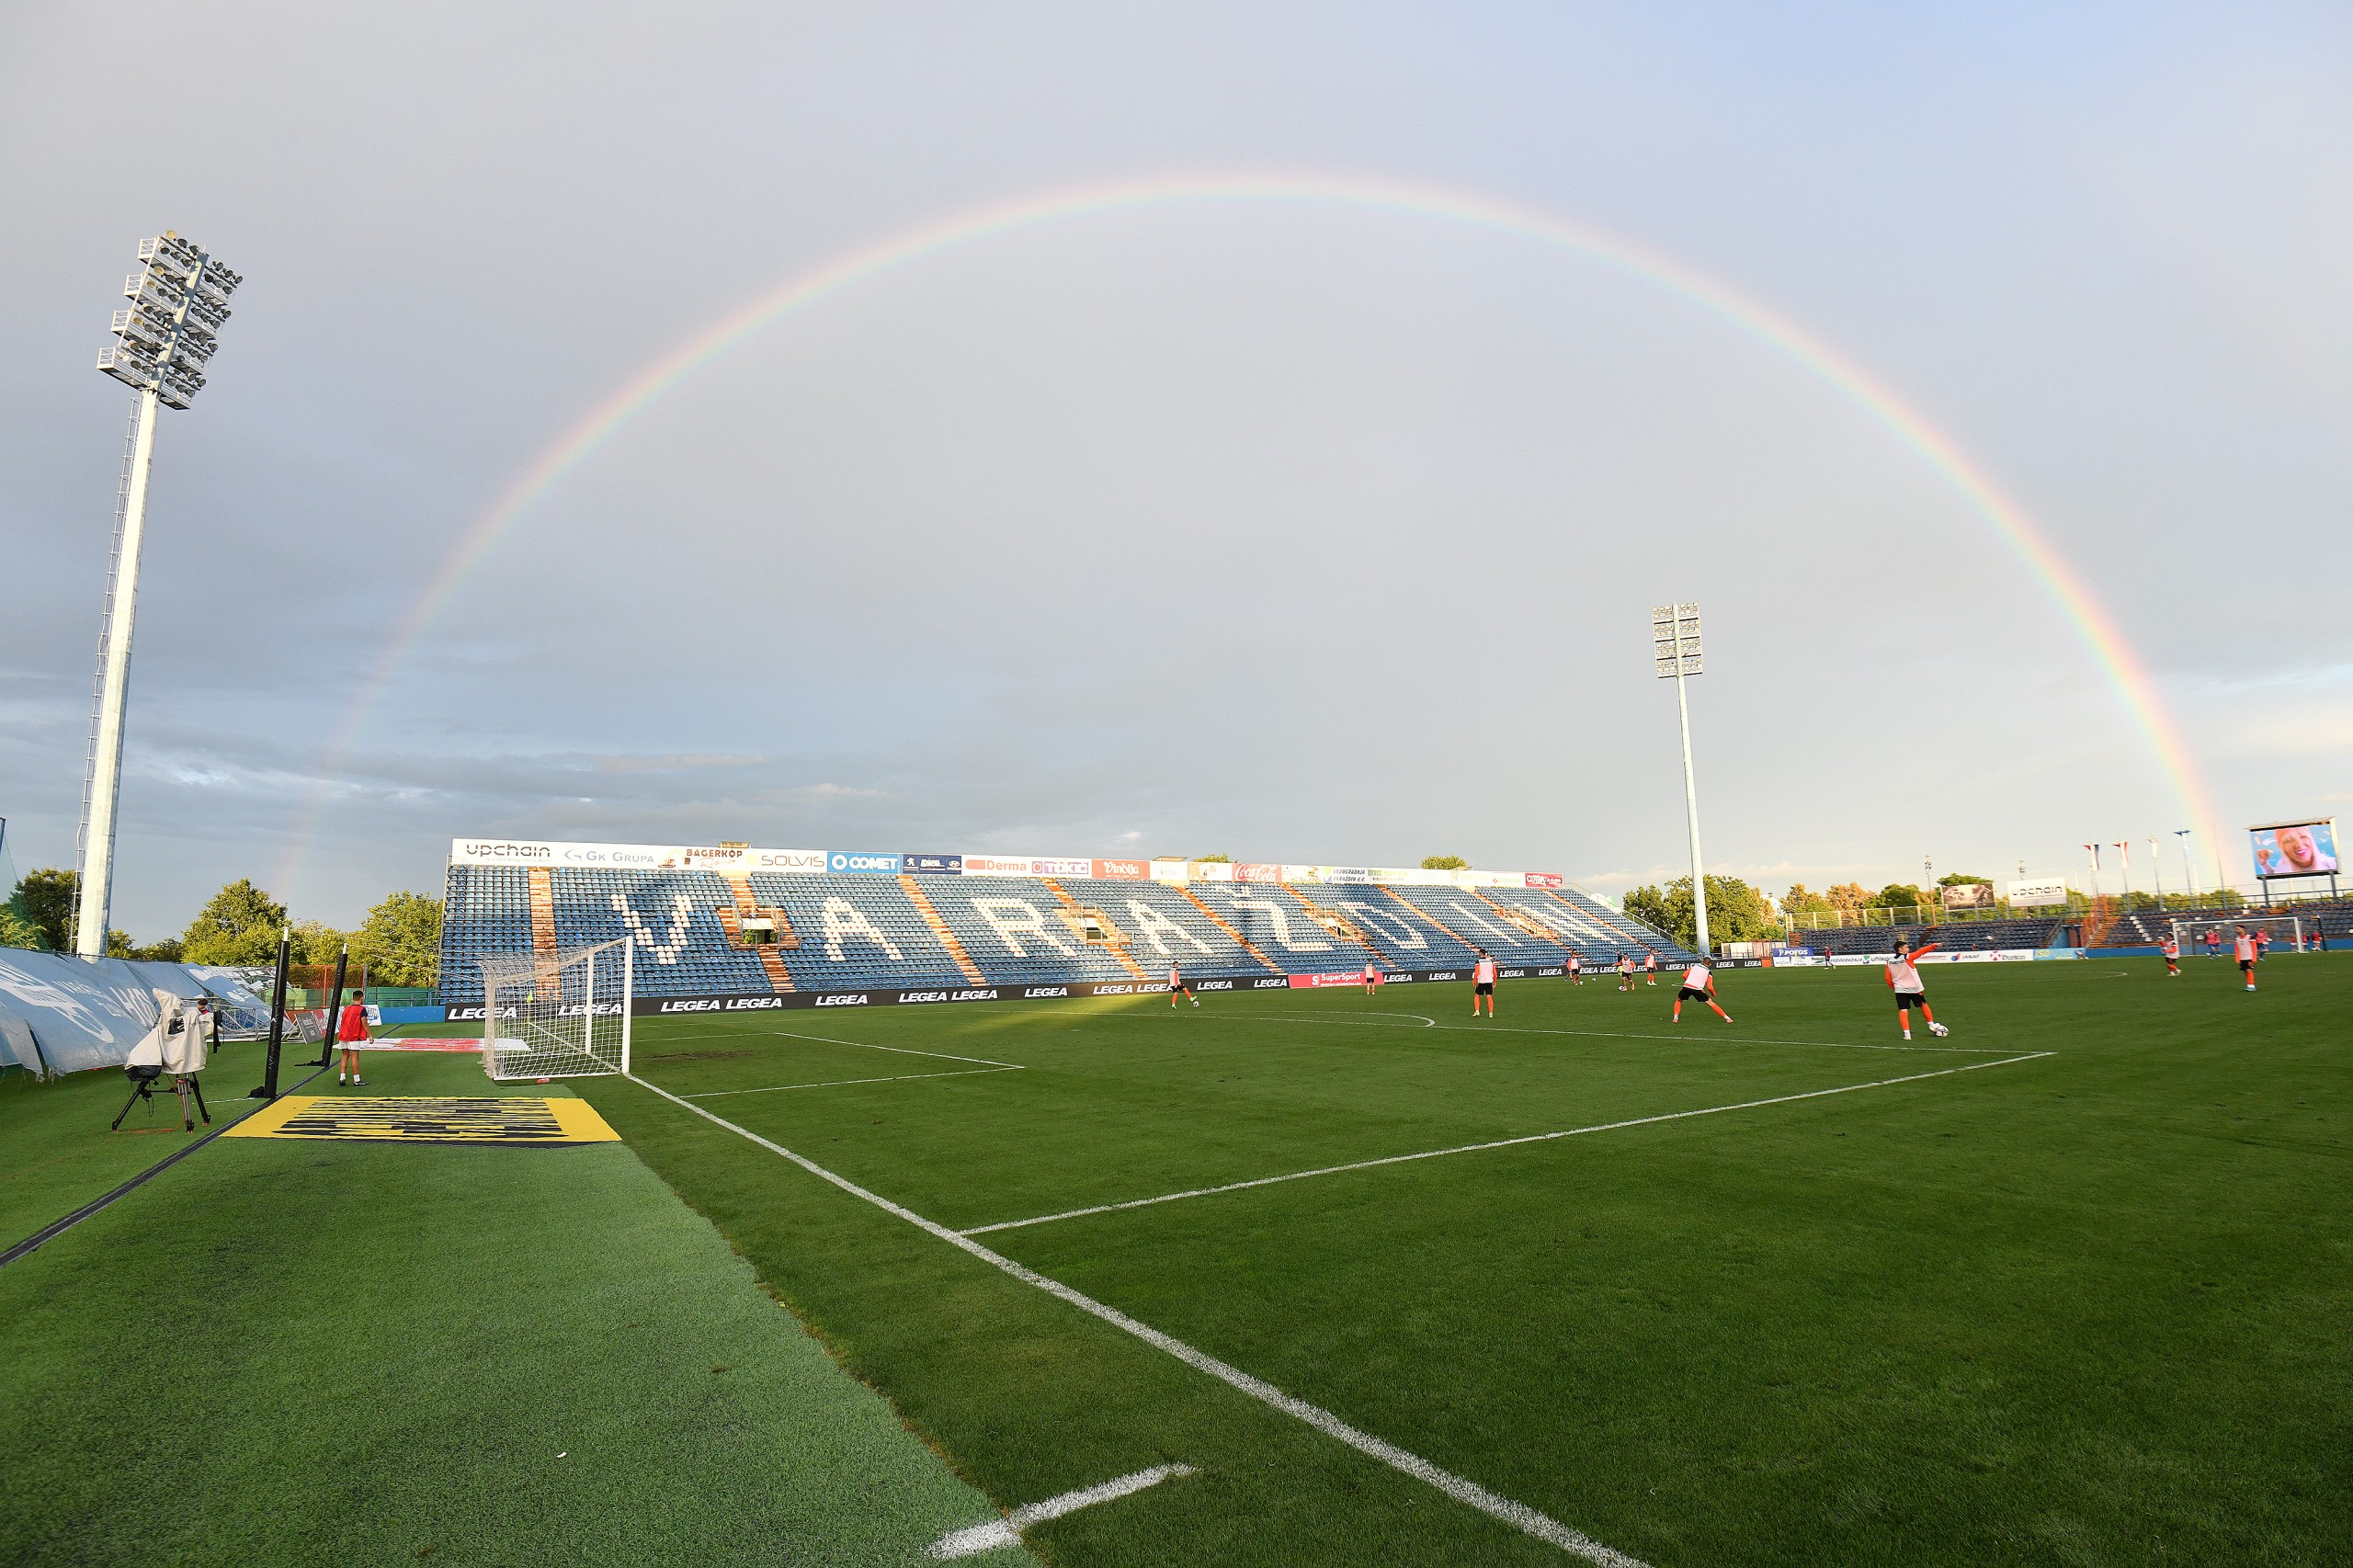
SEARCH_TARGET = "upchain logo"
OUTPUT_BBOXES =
[815,993,870,1006]
[461,841,551,860]
[1022,985,1070,998]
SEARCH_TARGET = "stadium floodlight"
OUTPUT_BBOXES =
[1651,603,1711,954]
[74,233,241,957]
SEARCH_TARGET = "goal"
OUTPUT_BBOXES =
[478,939,634,1081]
[2171,915,2305,954]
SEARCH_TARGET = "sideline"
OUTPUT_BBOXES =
[625,1072,1648,1567]
[963,1052,2057,1236]
[0,1057,334,1269]
[1137,1012,2000,1053]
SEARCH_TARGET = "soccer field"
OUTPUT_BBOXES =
[571,958,2350,1566]
[7,957,2347,1565]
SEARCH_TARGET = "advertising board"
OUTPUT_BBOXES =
[449,838,828,872]
[1188,860,1234,881]
[1234,863,1282,883]
[828,851,904,875]
[902,853,963,875]
[961,856,1038,877]
[1523,871,1564,889]
[2250,819,2339,880]
[1939,882,1996,910]
[2006,879,2069,909]
[1031,858,1095,878]
[1090,858,1150,881]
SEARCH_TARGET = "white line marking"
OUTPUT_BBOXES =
[927,1463,1198,1559]
[962,1052,2055,1235]
[625,1074,1645,1566]
[1245,1010,1437,1028]
[1147,1013,1994,1053]
[684,1066,1024,1099]
[757,1027,1024,1068]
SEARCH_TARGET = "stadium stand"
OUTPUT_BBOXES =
[436,859,1698,1001]
[1927,918,2066,950]
[918,877,1140,985]
[2092,902,2350,947]
[747,872,971,991]
[1382,885,1571,966]
[1188,882,1383,974]
[1298,886,1479,971]
[1056,878,1279,977]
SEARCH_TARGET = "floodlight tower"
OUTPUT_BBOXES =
[74,233,241,956]
[1652,603,1711,954]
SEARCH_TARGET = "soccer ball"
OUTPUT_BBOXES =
[1928,1022,1950,1038]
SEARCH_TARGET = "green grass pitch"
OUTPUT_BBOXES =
[6,955,2349,1564]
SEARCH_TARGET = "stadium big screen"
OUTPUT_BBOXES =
[2248,818,2339,881]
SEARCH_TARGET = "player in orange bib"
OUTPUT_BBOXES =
[1615,952,1634,993]
[1643,950,1659,986]
[1671,960,1733,1024]
[1471,951,1498,1017]
[2234,926,2257,991]
[1361,960,1381,994]
[1168,962,1197,1007]
[2160,935,2180,976]
[1565,951,1583,986]
[1886,938,1947,1039]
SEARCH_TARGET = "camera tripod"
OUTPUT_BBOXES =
[112,1064,210,1133]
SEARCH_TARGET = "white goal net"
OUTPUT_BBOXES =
[2171,915,2305,954]
[479,939,634,1081]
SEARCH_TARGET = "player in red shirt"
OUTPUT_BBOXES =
[2204,927,2222,960]
[1471,951,1498,1017]
[337,988,370,1085]
[1168,962,1197,1007]
[2160,935,2180,976]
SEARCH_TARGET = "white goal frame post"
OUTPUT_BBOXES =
[479,938,634,1081]
[2171,915,2307,953]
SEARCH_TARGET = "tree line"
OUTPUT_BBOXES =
[2,869,442,987]
[1620,872,2009,951]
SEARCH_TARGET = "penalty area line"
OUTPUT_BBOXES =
[927,1462,1197,1560]
[964,1051,2056,1236]
[683,1066,1023,1099]
[624,1073,1646,1567]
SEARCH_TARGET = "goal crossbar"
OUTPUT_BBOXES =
[479,938,633,1080]
[2171,915,2305,953]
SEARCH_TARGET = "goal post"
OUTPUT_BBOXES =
[2171,915,2304,954]
[479,938,634,1081]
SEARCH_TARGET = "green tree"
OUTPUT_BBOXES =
[1620,874,1780,951]
[180,879,290,966]
[17,868,78,951]
[1781,883,1834,915]
[351,890,441,987]
[1826,882,1872,919]
[290,919,354,969]
[1193,854,1231,864]
[1420,855,1470,871]
[1874,882,1929,913]
[1936,872,1993,887]
[131,936,186,962]
[0,903,42,951]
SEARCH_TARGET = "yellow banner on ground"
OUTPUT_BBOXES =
[226,1096,620,1146]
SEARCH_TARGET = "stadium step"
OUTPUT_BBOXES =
[1467,889,1574,951]
[1040,880,1151,980]
[899,876,989,985]
[712,884,796,993]
[1178,887,1286,973]
[528,868,558,956]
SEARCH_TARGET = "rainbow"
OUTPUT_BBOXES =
[279,171,2222,897]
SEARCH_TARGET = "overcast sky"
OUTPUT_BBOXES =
[4,3,2350,937]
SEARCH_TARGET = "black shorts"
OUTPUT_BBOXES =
[1475,982,1494,995]
[1677,986,1710,1004]
[1894,991,1927,1011]
[2239,960,2255,972]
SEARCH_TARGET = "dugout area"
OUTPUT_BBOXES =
[5,959,2350,1566]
